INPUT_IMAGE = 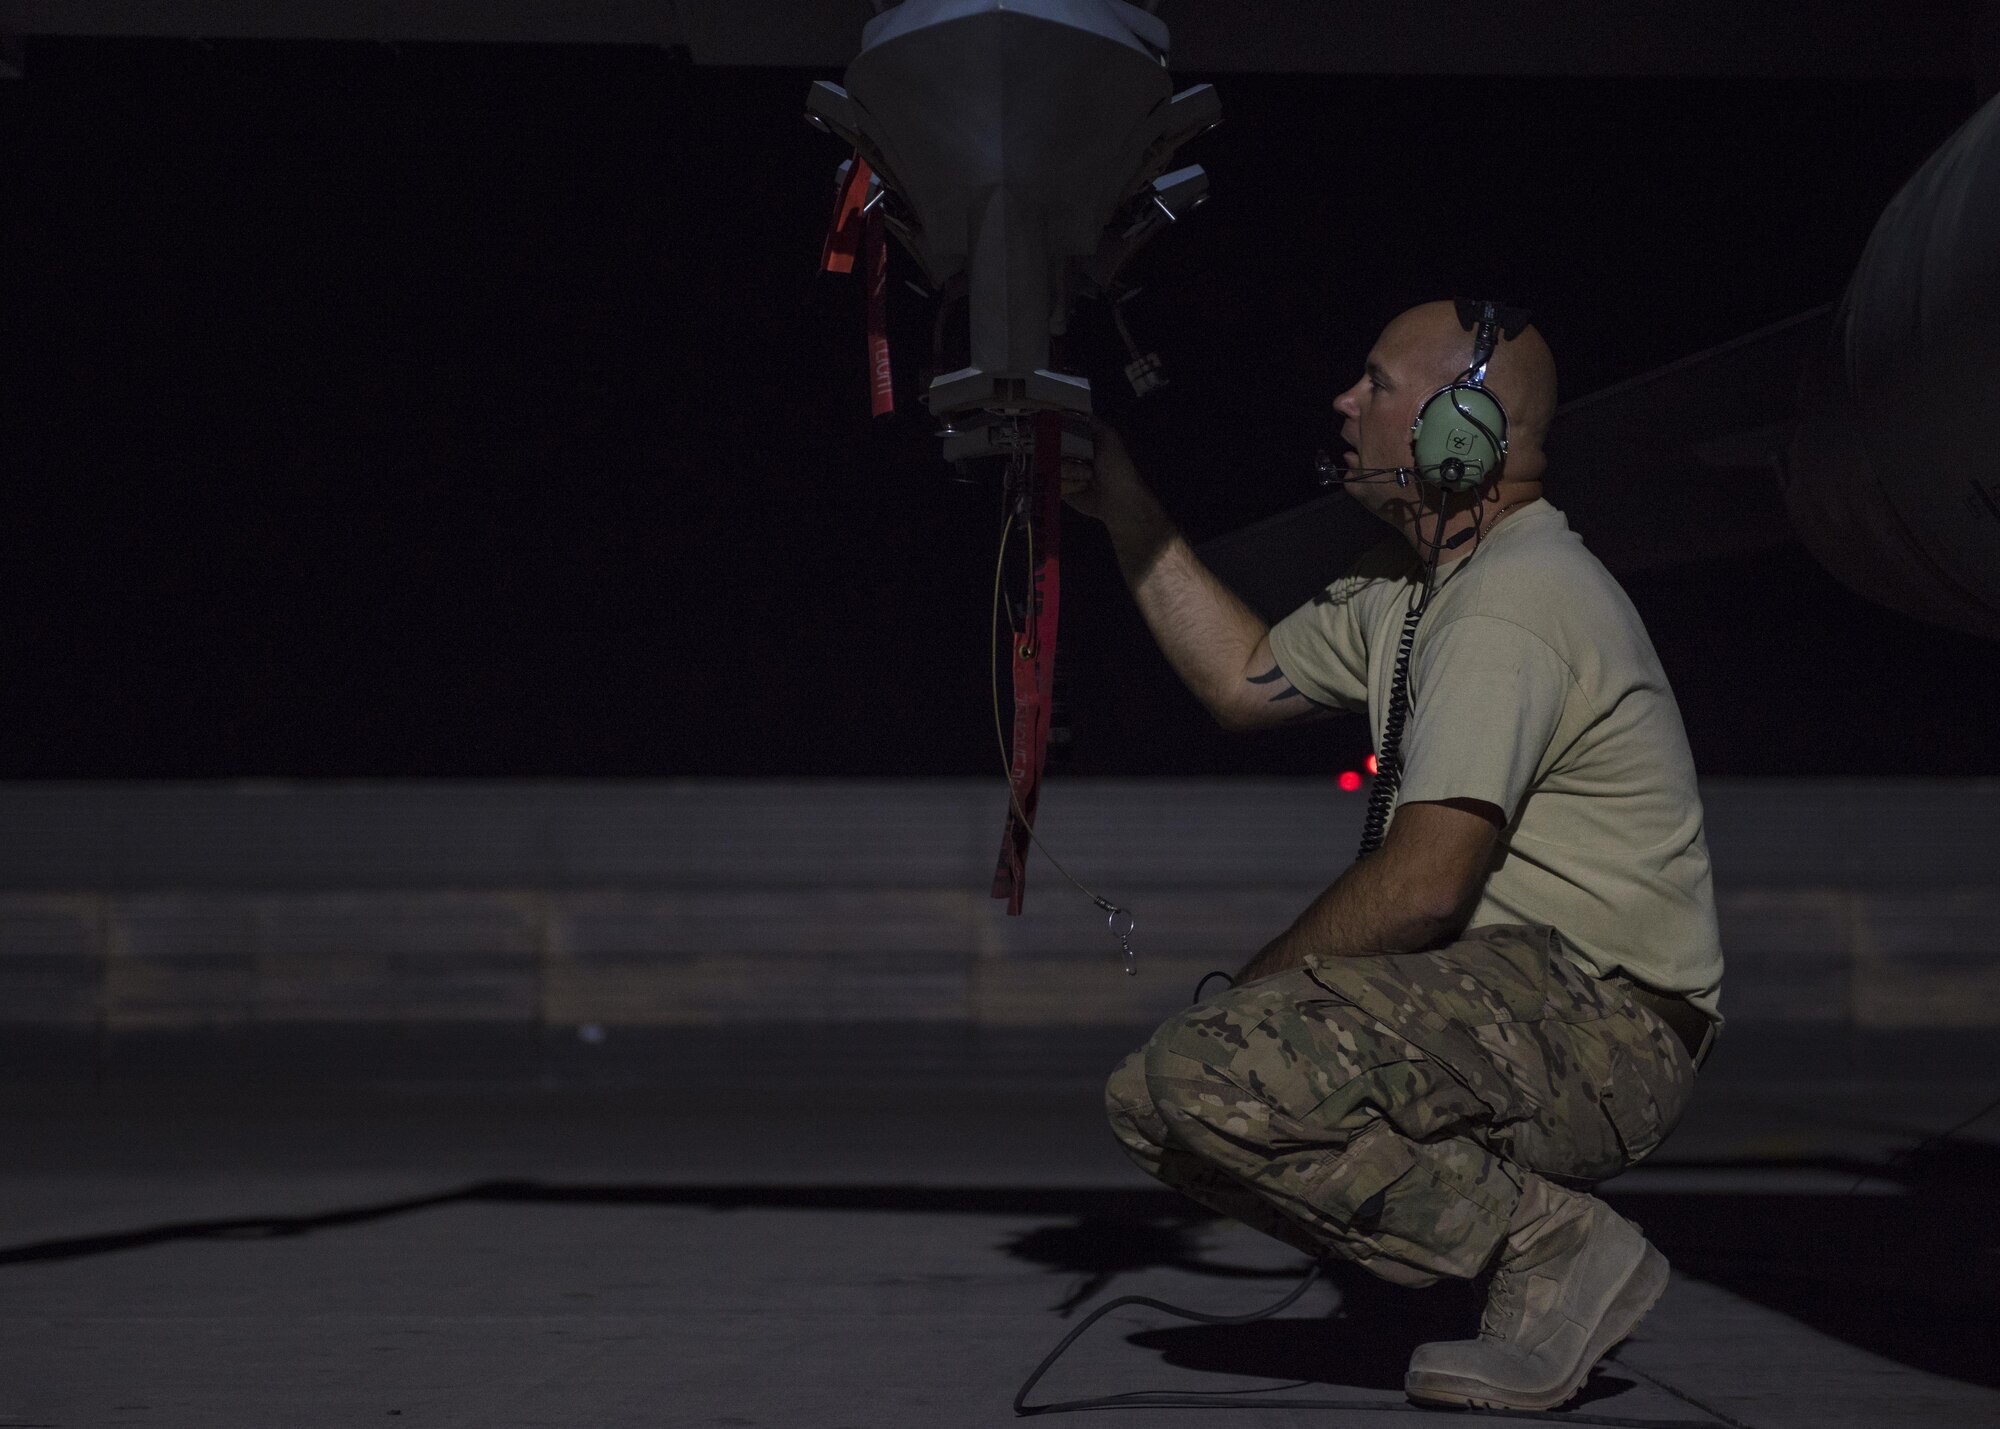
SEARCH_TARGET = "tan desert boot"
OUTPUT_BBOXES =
[1404,1173,1670,1411]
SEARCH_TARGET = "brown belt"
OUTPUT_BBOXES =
[1624,982,1715,1070]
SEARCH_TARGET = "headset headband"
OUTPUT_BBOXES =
[1452,299,1534,386]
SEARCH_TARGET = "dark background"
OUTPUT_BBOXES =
[2,40,1990,778]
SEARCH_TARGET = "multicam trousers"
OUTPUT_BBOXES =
[1105,924,1700,1288]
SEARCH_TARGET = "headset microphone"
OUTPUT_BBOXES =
[1314,450,1413,488]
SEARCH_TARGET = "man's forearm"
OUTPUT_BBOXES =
[1237,852,1460,984]
[1240,800,1499,984]
[1101,484,1269,721]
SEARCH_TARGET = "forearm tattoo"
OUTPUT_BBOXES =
[1247,664,1335,722]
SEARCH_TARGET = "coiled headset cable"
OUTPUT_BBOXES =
[1356,600,1424,859]
[1356,498,1456,860]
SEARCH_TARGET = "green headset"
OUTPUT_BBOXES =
[1407,299,1532,493]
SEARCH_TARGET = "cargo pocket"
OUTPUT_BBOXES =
[1296,1117,1418,1229]
[1298,1118,1516,1286]
[1302,928,1555,1128]
[1601,1042,1668,1168]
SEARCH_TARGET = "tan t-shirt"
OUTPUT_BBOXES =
[1267,498,1724,1025]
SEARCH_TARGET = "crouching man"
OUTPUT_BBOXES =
[1068,300,1722,1412]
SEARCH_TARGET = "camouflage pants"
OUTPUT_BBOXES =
[1105,924,1698,1288]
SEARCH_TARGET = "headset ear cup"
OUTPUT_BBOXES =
[1409,385,1508,492]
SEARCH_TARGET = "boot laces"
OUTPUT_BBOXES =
[1478,1264,1526,1340]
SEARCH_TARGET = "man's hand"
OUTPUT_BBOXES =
[1059,420,1142,523]
[1236,798,1503,983]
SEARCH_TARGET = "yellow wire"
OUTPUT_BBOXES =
[988,502,1126,922]
[992,509,1019,775]
[1019,498,1036,659]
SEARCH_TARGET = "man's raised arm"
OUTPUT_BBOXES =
[1065,426,1333,732]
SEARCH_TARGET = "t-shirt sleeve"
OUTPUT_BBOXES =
[1395,614,1574,822]
[1266,540,1406,712]
[1267,581,1369,711]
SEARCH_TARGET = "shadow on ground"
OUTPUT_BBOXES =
[1125,1265,1478,1392]
[1615,1140,2000,1391]
[1,1147,1992,1393]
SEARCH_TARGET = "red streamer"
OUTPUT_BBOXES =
[992,410,1065,914]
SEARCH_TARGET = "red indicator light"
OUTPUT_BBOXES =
[1337,770,1363,792]
[1365,754,1379,775]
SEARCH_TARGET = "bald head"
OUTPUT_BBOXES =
[1379,300,1558,471]
[1332,299,1559,551]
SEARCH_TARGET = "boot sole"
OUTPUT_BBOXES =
[1404,1243,1670,1413]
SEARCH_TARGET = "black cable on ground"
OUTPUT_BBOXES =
[1844,1087,2000,1196]
[1012,1260,1323,1414]
[1011,1260,1720,1426]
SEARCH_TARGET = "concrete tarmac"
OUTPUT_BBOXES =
[1,1029,1996,1429]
